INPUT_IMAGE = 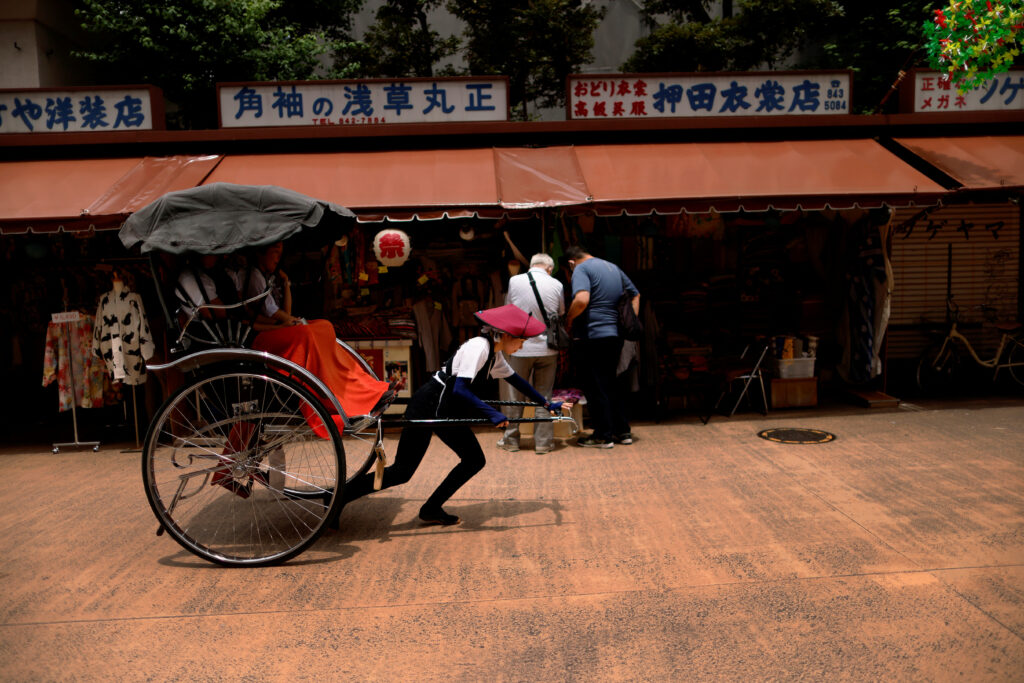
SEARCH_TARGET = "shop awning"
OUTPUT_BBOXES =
[570,139,948,215]
[892,136,1024,191]
[201,147,590,222]
[2,140,948,230]
[0,155,221,234]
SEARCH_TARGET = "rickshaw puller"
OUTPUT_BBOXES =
[338,304,564,526]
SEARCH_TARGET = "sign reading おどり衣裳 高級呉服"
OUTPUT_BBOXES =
[567,71,852,119]
[217,77,510,128]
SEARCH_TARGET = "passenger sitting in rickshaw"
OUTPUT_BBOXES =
[175,245,393,425]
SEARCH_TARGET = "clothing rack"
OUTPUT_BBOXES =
[120,384,142,453]
[50,310,101,454]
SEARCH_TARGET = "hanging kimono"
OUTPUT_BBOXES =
[42,317,106,411]
[92,287,156,385]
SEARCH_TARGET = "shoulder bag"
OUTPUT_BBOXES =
[528,272,571,350]
[617,278,643,342]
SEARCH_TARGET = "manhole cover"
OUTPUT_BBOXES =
[757,428,836,444]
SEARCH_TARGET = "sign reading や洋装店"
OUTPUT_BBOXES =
[0,86,162,133]
[568,71,852,119]
[908,69,1024,113]
[218,77,510,128]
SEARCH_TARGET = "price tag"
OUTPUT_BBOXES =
[417,275,429,285]
[51,311,81,323]
[358,272,369,282]
[360,287,370,296]
[433,300,443,310]
[378,265,388,273]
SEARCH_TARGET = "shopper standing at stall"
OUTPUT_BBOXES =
[498,253,564,454]
[564,245,639,448]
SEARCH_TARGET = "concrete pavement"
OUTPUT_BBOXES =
[1,397,1022,680]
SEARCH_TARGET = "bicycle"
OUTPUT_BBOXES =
[916,294,1024,393]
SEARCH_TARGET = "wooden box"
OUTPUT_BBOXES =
[770,378,818,409]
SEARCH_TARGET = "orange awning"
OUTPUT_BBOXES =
[2,141,947,231]
[571,139,948,215]
[893,136,1024,191]
[203,140,944,221]
[0,155,221,234]
[201,147,590,222]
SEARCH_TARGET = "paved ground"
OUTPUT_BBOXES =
[1,397,1022,681]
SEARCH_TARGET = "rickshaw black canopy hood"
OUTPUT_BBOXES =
[119,182,354,254]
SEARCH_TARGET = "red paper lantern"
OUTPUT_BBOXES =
[373,229,411,267]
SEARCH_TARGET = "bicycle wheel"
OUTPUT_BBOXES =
[916,341,961,394]
[1007,333,1024,387]
[142,370,344,567]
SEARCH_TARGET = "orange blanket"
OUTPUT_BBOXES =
[253,319,390,434]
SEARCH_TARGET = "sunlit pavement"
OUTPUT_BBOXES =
[1,397,1022,680]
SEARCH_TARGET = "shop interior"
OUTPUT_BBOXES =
[0,206,901,446]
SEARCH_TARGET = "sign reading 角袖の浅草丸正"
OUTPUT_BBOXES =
[217,77,510,128]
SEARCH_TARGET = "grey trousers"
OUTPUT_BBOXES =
[500,354,558,451]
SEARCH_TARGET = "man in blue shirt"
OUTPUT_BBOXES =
[565,245,640,448]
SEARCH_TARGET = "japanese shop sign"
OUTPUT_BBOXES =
[218,77,509,128]
[568,71,852,119]
[907,69,1024,113]
[0,86,161,134]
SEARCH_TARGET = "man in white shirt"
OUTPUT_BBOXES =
[499,253,565,454]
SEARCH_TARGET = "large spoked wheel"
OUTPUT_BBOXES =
[916,341,961,395]
[1007,333,1024,388]
[143,370,345,567]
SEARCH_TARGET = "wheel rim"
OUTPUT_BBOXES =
[1008,336,1024,387]
[917,344,958,393]
[143,372,343,566]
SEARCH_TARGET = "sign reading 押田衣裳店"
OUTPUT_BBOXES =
[218,77,510,128]
[0,87,161,134]
[909,69,1024,113]
[567,71,852,119]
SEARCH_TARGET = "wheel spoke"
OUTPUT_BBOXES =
[143,371,344,566]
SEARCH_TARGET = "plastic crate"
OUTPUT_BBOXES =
[772,357,815,379]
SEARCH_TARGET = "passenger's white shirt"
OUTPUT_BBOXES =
[449,336,513,379]
[177,271,218,316]
[505,267,565,357]
[245,268,279,317]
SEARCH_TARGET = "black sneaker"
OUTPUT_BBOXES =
[419,505,461,526]
[614,433,634,445]
[577,436,614,449]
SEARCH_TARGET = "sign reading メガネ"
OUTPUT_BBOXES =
[568,72,852,119]
[0,87,160,133]
[218,77,509,128]
[909,69,1024,113]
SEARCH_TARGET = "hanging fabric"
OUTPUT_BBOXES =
[92,284,156,385]
[43,316,105,411]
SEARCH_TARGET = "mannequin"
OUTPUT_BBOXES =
[92,271,155,385]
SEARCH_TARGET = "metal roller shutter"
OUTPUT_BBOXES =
[888,202,1021,359]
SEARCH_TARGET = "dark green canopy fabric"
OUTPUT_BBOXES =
[120,183,354,254]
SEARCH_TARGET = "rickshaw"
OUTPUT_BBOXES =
[122,183,577,567]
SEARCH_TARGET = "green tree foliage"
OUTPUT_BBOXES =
[351,0,462,78]
[447,0,605,119]
[801,1,946,112]
[624,0,843,73]
[74,0,347,128]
